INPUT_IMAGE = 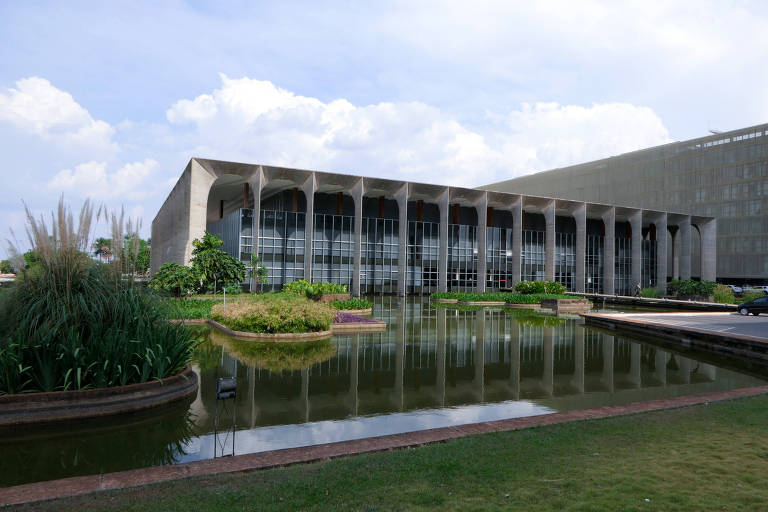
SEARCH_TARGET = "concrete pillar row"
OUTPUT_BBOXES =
[573,203,586,292]
[351,178,365,297]
[438,188,450,292]
[699,219,717,282]
[679,216,692,280]
[301,173,316,284]
[475,192,489,292]
[656,214,668,294]
[602,207,616,295]
[630,210,642,288]
[672,229,681,280]
[544,200,556,282]
[394,183,409,297]
[247,166,265,292]
[510,197,523,287]
[188,160,222,266]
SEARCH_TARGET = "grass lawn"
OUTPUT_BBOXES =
[20,394,768,511]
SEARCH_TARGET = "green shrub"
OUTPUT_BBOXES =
[514,281,567,295]
[163,299,220,319]
[211,295,335,333]
[431,292,463,300]
[190,232,246,292]
[1,199,196,394]
[149,262,199,297]
[283,280,348,296]
[331,297,372,310]
[712,284,735,304]
[740,290,764,302]
[673,279,718,299]
[504,293,577,304]
[640,287,661,298]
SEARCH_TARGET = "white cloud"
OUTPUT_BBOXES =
[163,75,670,186]
[0,77,117,156]
[48,159,158,200]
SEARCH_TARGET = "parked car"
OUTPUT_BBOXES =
[726,284,743,294]
[745,285,768,294]
[737,296,768,315]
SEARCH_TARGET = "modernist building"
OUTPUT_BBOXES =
[151,158,716,295]
[482,123,768,285]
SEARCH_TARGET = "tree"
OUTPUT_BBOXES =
[0,260,14,274]
[92,237,112,263]
[23,249,40,269]
[248,254,269,287]
[148,262,198,297]
[190,232,246,292]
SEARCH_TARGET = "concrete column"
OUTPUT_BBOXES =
[476,193,488,292]
[247,166,265,292]
[395,184,409,297]
[438,189,450,292]
[572,326,584,393]
[699,219,717,282]
[511,196,522,287]
[574,203,586,292]
[672,229,680,280]
[679,216,692,280]
[656,214,668,294]
[351,178,364,297]
[301,173,316,283]
[544,200,555,282]
[630,210,642,288]
[602,208,616,295]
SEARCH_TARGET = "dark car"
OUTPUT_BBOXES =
[737,296,768,316]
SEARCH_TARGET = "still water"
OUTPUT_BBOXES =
[2,297,766,487]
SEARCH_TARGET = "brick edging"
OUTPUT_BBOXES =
[2,385,767,507]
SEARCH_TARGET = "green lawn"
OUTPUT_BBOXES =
[19,395,768,511]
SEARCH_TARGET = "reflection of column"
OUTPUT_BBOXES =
[248,366,256,428]
[700,219,717,282]
[679,357,691,384]
[543,326,554,396]
[474,310,486,401]
[631,343,641,388]
[572,326,584,394]
[679,216,692,281]
[351,178,365,296]
[700,363,716,380]
[510,319,520,400]
[511,196,522,287]
[302,173,316,282]
[656,214,668,294]
[301,368,310,423]
[248,166,264,292]
[476,193,488,292]
[350,335,359,416]
[395,307,405,411]
[602,208,616,295]
[602,335,614,391]
[630,209,642,288]
[655,350,667,386]
[395,183,408,297]
[436,308,447,407]
[544,200,555,282]
[574,203,586,292]
[438,188,450,292]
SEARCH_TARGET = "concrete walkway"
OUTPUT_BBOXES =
[570,292,737,312]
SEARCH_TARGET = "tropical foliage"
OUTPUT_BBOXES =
[190,232,246,292]
[431,290,577,304]
[211,294,335,334]
[667,279,718,299]
[0,260,13,274]
[331,297,372,310]
[149,262,199,297]
[282,280,348,296]
[514,280,567,295]
[0,198,196,395]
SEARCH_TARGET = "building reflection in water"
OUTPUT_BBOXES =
[189,297,762,434]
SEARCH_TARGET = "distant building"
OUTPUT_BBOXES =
[151,159,715,295]
[482,123,768,285]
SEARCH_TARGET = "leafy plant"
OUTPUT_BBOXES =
[248,253,269,285]
[190,232,246,293]
[211,294,336,334]
[283,280,347,296]
[0,260,14,274]
[712,284,734,304]
[740,290,764,302]
[149,263,199,297]
[514,281,567,295]
[640,287,661,298]
[331,297,372,310]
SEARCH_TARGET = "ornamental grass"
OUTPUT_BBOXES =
[211,294,335,334]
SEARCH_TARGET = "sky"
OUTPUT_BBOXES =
[2,0,768,256]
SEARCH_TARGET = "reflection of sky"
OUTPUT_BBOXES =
[178,400,554,463]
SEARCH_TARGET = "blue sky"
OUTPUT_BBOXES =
[2,1,767,256]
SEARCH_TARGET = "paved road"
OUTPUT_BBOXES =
[599,312,768,340]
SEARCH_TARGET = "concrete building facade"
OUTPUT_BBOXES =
[151,158,716,295]
[482,123,768,285]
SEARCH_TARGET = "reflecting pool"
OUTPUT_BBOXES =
[1,297,766,487]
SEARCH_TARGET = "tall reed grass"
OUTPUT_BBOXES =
[0,197,196,394]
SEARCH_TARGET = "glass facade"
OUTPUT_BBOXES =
[258,210,305,290]
[586,235,604,293]
[312,213,355,288]
[554,232,575,290]
[447,224,477,292]
[407,221,439,294]
[485,227,515,290]
[361,217,399,294]
[615,237,632,295]
[521,230,545,282]
[642,239,657,288]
